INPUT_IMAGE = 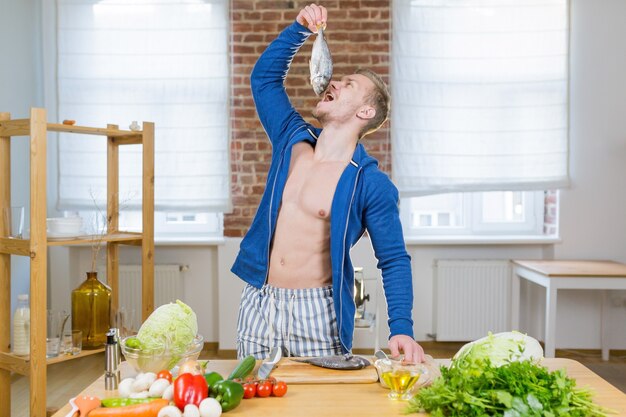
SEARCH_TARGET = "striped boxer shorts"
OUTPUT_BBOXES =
[236,283,343,360]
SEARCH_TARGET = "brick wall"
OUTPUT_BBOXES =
[226,0,391,237]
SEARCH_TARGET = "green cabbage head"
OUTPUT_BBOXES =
[453,331,544,369]
[136,299,198,355]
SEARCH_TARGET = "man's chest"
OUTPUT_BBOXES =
[281,146,347,219]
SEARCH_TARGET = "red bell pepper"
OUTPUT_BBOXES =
[173,372,209,410]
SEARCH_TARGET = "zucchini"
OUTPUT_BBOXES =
[228,355,256,380]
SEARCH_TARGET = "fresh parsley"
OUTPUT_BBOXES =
[406,359,613,417]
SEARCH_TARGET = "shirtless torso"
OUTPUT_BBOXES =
[267,141,348,288]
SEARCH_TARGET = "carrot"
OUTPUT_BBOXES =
[87,399,169,417]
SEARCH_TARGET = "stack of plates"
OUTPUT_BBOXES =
[47,217,84,239]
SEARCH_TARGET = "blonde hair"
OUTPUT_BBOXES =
[356,68,391,138]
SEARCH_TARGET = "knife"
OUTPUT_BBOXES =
[257,346,282,380]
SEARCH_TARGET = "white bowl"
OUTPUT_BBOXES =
[47,217,83,236]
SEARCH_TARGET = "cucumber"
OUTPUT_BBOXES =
[228,355,256,380]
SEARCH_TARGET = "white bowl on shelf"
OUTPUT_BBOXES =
[47,217,83,237]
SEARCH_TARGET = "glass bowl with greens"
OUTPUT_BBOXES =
[120,300,201,372]
[121,334,203,373]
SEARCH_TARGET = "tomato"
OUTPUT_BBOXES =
[156,370,173,383]
[243,382,257,399]
[272,381,288,397]
[256,381,272,398]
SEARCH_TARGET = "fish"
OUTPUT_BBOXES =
[309,26,333,96]
[292,354,371,370]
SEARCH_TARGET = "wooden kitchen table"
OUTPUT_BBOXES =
[52,358,626,417]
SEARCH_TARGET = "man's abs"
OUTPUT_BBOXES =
[268,202,332,288]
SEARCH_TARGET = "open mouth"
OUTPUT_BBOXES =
[322,91,335,102]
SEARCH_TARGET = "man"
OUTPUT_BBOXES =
[232,4,425,363]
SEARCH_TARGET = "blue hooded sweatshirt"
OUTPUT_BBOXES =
[231,21,414,354]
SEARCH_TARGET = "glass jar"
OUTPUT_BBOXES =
[71,271,111,348]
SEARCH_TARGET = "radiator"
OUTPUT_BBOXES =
[101,264,184,330]
[434,260,511,341]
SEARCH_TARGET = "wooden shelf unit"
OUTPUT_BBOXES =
[0,108,155,417]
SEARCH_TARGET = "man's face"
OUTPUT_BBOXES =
[313,73,375,126]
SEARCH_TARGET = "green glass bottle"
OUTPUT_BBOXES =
[71,271,111,348]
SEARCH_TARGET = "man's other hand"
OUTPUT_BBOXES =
[388,335,425,364]
[296,3,328,33]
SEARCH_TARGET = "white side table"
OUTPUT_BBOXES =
[511,260,626,360]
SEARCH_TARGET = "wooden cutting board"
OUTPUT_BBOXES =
[266,357,379,384]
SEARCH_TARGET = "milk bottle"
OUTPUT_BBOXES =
[13,294,30,356]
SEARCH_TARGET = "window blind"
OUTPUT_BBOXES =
[56,0,230,211]
[392,0,569,196]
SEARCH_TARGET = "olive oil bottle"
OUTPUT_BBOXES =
[71,271,111,348]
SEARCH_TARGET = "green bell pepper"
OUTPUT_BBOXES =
[209,380,244,412]
[204,371,224,392]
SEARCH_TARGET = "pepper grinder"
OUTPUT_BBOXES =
[112,327,121,381]
[104,329,119,390]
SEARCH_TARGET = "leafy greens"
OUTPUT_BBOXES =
[407,332,613,417]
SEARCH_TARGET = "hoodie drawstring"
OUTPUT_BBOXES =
[285,293,295,357]
[268,293,276,353]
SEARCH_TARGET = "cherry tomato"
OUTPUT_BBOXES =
[156,370,173,383]
[256,381,272,397]
[272,381,288,397]
[243,382,257,399]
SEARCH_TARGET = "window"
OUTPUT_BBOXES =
[51,0,230,238]
[392,1,567,238]
[391,0,569,198]
[401,191,545,236]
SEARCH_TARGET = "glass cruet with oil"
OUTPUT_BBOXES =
[375,356,430,400]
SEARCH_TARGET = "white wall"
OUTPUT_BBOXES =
[0,0,43,327]
[549,0,626,349]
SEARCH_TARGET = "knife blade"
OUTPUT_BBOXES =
[257,361,275,380]
[257,346,282,379]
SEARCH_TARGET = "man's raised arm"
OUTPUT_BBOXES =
[250,5,327,149]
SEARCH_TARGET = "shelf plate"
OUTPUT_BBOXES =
[0,348,105,375]
[46,347,105,365]
[0,233,143,254]
[0,119,143,139]
[46,232,143,246]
